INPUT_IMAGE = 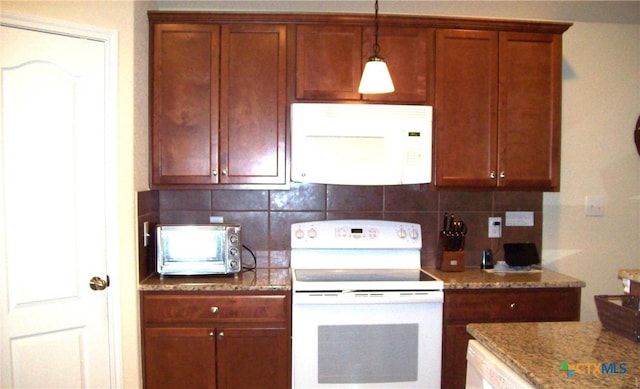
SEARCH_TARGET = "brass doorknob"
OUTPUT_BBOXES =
[89,276,110,291]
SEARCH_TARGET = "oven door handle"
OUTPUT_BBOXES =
[293,290,443,305]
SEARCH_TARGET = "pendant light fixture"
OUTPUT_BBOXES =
[358,0,395,94]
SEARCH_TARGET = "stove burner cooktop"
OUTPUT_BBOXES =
[294,269,437,283]
[292,268,443,292]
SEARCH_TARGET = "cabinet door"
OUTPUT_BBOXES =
[219,24,287,185]
[434,29,498,187]
[362,27,433,103]
[296,25,362,100]
[442,324,472,389]
[151,24,220,185]
[143,327,216,389]
[497,32,562,190]
[216,327,290,389]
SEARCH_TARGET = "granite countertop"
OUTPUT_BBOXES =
[139,268,291,292]
[425,268,586,289]
[467,321,639,388]
[619,269,640,283]
[139,251,584,292]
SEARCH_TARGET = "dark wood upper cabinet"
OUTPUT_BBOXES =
[498,32,562,190]
[150,20,287,189]
[362,27,433,103]
[295,25,362,100]
[151,23,220,186]
[219,24,287,186]
[296,24,433,104]
[434,29,499,189]
[434,29,563,191]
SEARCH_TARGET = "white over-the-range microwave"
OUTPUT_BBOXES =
[290,103,432,186]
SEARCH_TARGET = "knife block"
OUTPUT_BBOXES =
[437,231,465,272]
[437,250,465,272]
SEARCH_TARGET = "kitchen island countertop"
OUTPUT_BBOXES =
[425,268,586,289]
[467,321,640,388]
[619,269,640,283]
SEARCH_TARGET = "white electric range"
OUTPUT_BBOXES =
[290,219,443,389]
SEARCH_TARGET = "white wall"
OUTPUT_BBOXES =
[2,1,639,387]
[543,20,640,321]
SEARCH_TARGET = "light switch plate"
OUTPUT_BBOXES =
[505,211,534,227]
[585,196,605,217]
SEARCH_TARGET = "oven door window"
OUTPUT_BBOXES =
[318,324,418,384]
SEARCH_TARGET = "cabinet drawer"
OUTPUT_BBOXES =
[142,293,289,324]
[444,288,580,323]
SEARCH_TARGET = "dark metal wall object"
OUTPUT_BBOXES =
[634,114,640,156]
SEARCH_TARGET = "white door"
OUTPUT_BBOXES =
[0,17,117,388]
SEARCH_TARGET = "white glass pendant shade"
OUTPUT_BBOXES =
[358,57,395,94]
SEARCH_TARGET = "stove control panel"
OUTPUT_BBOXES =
[291,219,421,249]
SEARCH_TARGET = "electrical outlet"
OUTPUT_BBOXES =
[488,217,502,238]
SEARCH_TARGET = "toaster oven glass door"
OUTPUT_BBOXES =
[157,227,228,275]
[161,228,223,262]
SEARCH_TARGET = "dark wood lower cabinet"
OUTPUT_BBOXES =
[144,327,217,389]
[216,327,289,389]
[141,291,291,389]
[441,287,581,389]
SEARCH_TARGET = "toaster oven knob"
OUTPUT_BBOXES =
[229,247,239,256]
[294,228,304,239]
[229,234,239,244]
[230,260,239,269]
[307,228,317,238]
[397,228,407,239]
[410,229,419,240]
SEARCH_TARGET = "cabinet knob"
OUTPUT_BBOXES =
[499,171,506,179]
[212,169,218,176]
[208,331,215,339]
[221,169,228,176]
[489,171,496,179]
[510,302,516,309]
[218,331,224,339]
[211,306,219,314]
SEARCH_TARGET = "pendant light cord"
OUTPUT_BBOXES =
[373,0,380,57]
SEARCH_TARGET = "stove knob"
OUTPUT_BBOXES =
[294,228,305,239]
[398,228,407,239]
[307,228,317,238]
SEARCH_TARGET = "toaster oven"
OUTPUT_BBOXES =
[156,224,242,275]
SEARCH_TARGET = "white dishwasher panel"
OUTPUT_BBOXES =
[466,340,534,389]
